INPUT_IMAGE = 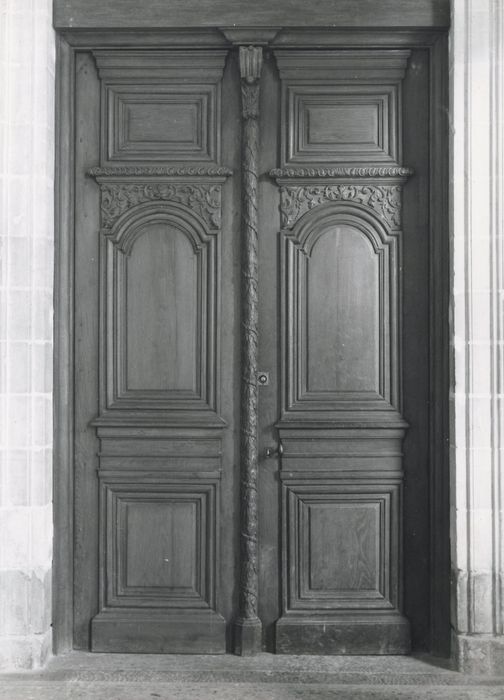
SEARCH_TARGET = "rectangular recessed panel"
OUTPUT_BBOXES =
[306,104,379,146]
[125,102,200,146]
[106,85,215,162]
[284,85,397,165]
[125,501,197,589]
[284,483,398,611]
[308,502,380,591]
[103,477,217,609]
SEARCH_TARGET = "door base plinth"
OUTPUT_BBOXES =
[233,617,263,655]
[275,613,411,655]
[91,610,226,654]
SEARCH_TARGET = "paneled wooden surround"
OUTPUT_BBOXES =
[55,6,449,657]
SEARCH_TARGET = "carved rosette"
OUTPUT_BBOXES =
[279,184,403,230]
[237,45,262,639]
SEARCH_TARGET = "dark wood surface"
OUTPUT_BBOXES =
[57,26,450,657]
[54,0,450,30]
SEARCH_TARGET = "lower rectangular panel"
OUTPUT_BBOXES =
[91,609,226,653]
[275,612,411,655]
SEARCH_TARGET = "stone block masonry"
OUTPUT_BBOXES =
[450,0,504,674]
[0,0,54,670]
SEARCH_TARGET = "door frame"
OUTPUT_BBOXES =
[53,24,450,657]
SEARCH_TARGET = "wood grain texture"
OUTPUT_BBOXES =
[272,45,410,654]
[97,200,221,419]
[306,225,379,393]
[91,611,226,653]
[100,473,218,609]
[275,50,409,169]
[54,0,450,30]
[125,224,197,392]
[53,35,75,653]
[72,50,101,649]
[58,30,450,658]
[279,204,402,422]
[283,479,399,610]
[92,50,226,167]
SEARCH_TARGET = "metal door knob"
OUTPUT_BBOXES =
[265,443,284,458]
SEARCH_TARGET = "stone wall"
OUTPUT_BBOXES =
[451,0,504,673]
[0,0,54,669]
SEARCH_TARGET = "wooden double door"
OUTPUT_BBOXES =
[72,40,437,655]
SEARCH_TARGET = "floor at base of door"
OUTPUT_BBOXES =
[1,653,503,700]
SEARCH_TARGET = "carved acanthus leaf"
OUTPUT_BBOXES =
[280,185,403,230]
[100,183,222,229]
[241,83,261,119]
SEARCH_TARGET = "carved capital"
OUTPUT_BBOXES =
[239,46,263,120]
[239,45,263,84]
[280,184,403,230]
[99,183,222,230]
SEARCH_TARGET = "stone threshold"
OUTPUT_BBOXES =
[1,651,504,686]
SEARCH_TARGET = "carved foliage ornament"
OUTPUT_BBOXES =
[280,184,403,230]
[100,183,222,230]
[237,45,263,629]
[270,166,413,178]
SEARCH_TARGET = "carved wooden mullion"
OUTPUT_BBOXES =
[235,45,263,655]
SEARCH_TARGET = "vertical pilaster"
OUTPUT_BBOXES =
[451,0,504,673]
[234,45,263,655]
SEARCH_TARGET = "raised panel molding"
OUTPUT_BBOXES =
[273,48,411,655]
[286,88,396,164]
[91,470,225,653]
[276,471,409,654]
[283,481,399,609]
[100,472,219,609]
[111,89,212,162]
[271,166,411,425]
[89,168,231,427]
[279,203,402,422]
[274,50,410,168]
[93,50,228,166]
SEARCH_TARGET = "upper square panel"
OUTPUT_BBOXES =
[274,50,410,168]
[93,51,228,166]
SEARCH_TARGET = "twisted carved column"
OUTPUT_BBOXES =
[234,45,263,655]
